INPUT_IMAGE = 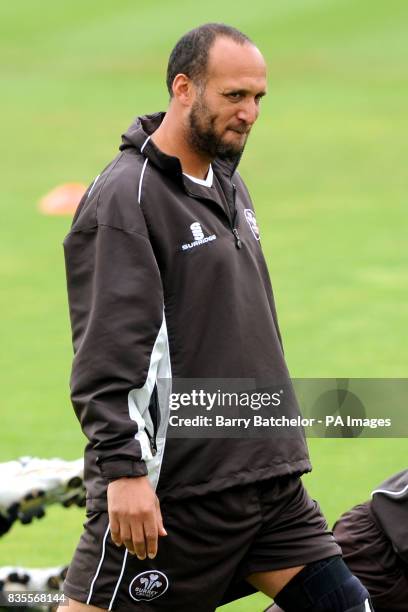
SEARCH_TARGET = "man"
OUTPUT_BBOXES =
[333,469,408,611]
[61,23,372,611]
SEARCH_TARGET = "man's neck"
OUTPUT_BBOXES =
[151,111,211,180]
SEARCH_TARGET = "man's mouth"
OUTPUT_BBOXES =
[228,127,249,135]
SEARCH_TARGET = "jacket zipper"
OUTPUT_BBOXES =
[145,427,157,456]
[146,385,159,456]
[149,435,157,456]
[231,184,242,249]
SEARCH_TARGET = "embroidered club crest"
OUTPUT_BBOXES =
[244,209,260,240]
[129,570,169,602]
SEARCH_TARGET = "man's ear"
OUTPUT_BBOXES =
[171,73,195,107]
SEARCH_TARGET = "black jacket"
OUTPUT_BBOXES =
[333,470,408,611]
[64,112,311,511]
[371,469,408,564]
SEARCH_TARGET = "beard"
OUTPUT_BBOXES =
[187,95,249,161]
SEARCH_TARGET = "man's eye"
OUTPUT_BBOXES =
[227,93,241,100]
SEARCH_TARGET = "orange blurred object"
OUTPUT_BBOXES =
[39,183,87,216]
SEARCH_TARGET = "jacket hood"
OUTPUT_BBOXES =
[120,112,241,178]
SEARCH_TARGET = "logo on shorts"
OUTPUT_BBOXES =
[129,570,169,602]
[244,209,260,240]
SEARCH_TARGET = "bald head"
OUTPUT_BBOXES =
[166,23,257,97]
[206,36,266,95]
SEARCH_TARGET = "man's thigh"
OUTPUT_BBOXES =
[228,475,340,590]
[247,565,305,599]
[212,475,341,607]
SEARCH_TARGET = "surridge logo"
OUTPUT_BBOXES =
[190,222,205,241]
[129,570,169,602]
[182,221,216,251]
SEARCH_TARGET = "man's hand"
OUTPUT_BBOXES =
[107,476,167,560]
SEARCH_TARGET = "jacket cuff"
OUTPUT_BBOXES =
[98,459,148,482]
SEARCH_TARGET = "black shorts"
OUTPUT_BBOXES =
[63,475,340,611]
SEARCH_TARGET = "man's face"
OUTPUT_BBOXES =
[186,37,267,161]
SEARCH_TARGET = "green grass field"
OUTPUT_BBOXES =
[1,1,407,610]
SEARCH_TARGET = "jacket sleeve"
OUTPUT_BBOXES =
[63,214,164,481]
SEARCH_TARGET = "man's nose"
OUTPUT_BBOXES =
[236,99,259,125]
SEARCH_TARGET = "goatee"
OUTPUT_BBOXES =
[187,99,248,161]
